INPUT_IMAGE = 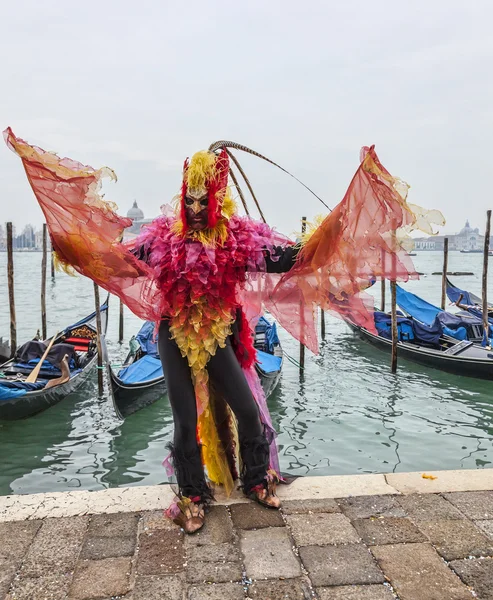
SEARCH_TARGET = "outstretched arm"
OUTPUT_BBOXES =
[263,245,300,273]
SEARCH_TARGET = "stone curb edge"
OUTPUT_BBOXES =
[1,468,492,522]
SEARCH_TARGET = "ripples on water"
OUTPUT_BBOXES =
[0,252,492,495]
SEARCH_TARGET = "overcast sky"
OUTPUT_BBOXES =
[1,0,492,238]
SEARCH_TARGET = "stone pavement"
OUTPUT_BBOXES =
[1,472,493,599]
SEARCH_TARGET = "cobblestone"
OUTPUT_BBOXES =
[396,493,463,521]
[230,502,284,529]
[3,485,493,600]
[188,582,245,600]
[132,574,184,600]
[240,527,302,579]
[337,495,406,520]
[317,584,396,600]
[299,544,385,587]
[286,512,360,546]
[281,498,341,514]
[69,557,132,599]
[371,543,472,600]
[415,519,493,560]
[21,516,87,578]
[247,577,312,599]
[352,517,427,546]
[444,491,493,520]
[137,529,185,575]
[449,557,493,600]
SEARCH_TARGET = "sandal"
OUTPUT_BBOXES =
[170,497,206,534]
[248,469,281,509]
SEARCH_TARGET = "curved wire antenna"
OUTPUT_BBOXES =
[225,149,266,223]
[228,166,250,216]
[208,140,330,211]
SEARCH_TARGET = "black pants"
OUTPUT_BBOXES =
[158,320,270,500]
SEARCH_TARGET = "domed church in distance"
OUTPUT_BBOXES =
[125,200,154,237]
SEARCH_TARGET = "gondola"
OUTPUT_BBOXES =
[348,316,493,380]
[106,315,283,418]
[347,285,493,380]
[446,277,493,311]
[0,299,109,420]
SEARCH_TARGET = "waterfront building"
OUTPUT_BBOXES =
[414,220,488,251]
[124,201,156,238]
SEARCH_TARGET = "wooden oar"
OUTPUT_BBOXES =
[25,333,58,383]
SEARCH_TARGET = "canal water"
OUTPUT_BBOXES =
[0,251,492,496]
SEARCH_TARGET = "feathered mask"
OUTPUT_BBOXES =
[178,141,328,236]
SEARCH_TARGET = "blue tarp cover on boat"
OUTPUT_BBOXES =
[396,285,442,326]
[396,285,483,336]
[0,385,27,400]
[256,350,282,373]
[374,311,442,346]
[118,355,163,383]
[256,316,280,353]
[135,321,159,357]
[445,280,479,307]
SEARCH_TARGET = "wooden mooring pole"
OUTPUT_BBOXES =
[7,223,16,358]
[41,224,48,339]
[93,282,104,396]
[299,216,307,374]
[381,249,386,312]
[482,211,491,347]
[119,299,124,343]
[50,241,55,279]
[320,308,325,339]
[390,228,398,373]
[441,237,449,310]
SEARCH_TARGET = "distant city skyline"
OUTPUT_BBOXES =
[2,1,493,238]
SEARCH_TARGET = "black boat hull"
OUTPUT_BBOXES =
[349,323,493,380]
[0,304,109,420]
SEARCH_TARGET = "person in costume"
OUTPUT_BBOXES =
[4,129,443,534]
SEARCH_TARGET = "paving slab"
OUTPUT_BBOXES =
[184,506,234,546]
[240,527,302,579]
[387,470,493,494]
[5,574,72,600]
[188,582,245,600]
[0,520,42,562]
[476,520,493,539]
[286,512,360,546]
[69,557,132,599]
[371,543,472,600]
[87,511,140,537]
[79,535,136,559]
[247,577,312,599]
[141,510,176,531]
[281,498,341,515]
[444,491,493,520]
[230,502,284,529]
[0,564,18,599]
[137,529,186,575]
[186,560,243,584]
[20,516,87,578]
[299,544,385,587]
[396,493,463,521]
[337,495,406,520]
[186,542,240,563]
[449,557,493,600]
[415,519,493,560]
[352,517,427,546]
[132,574,184,600]
[317,584,396,600]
